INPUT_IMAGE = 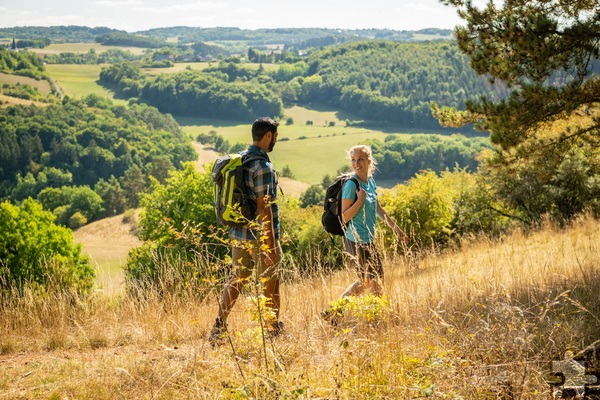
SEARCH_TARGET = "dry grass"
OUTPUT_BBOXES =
[0,72,53,94]
[2,216,599,399]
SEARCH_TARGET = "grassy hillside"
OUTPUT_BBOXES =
[0,72,52,94]
[44,64,127,103]
[29,42,148,56]
[179,106,452,185]
[3,216,598,398]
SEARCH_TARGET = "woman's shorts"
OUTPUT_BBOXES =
[343,238,383,281]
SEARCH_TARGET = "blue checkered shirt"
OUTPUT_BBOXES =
[229,145,280,241]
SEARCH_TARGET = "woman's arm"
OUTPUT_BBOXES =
[377,203,408,242]
[341,183,366,223]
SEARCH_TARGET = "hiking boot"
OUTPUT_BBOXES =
[267,321,284,338]
[208,317,226,347]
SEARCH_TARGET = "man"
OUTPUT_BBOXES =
[209,117,282,345]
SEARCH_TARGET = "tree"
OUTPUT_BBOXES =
[95,176,126,217]
[0,198,94,293]
[126,163,224,296]
[437,0,599,150]
[299,184,325,208]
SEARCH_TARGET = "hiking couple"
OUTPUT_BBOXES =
[209,117,407,346]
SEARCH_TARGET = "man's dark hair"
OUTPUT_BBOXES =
[252,117,279,142]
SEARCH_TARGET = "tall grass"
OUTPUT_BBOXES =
[1,216,599,398]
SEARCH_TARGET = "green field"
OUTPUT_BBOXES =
[178,108,410,185]
[45,64,127,104]
[44,63,446,185]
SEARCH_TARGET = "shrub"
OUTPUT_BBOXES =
[125,164,225,297]
[280,203,345,275]
[68,211,87,229]
[0,199,94,294]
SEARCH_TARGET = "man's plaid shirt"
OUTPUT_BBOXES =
[229,145,280,242]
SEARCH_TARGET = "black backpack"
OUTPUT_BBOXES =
[211,152,267,227]
[322,175,359,235]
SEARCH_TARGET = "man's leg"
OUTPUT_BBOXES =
[210,245,253,344]
[256,242,282,334]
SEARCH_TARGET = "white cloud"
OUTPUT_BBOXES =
[134,1,227,14]
[92,0,144,6]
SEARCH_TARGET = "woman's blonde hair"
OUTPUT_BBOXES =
[347,145,378,177]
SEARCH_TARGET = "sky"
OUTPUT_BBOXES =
[0,0,469,32]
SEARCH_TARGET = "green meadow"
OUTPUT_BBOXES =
[178,113,396,184]
[45,64,128,104]
[45,62,448,184]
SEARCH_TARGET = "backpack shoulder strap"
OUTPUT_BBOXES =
[241,151,268,166]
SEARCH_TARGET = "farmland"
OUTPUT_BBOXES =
[44,60,451,185]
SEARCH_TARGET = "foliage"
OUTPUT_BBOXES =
[100,63,283,120]
[280,203,346,274]
[304,40,504,128]
[0,198,94,293]
[437,0,600,225]
[15,38,51,49]
[95,32,168,48]
[479,143,600,226]
[438,0,599,150]
[0,26,119,43]
[299,184,325,208]
[0,96,196,220]
[37,185,104,225]
[367,133,491,181]
[0,48,48,80]
[125,164,225,294]
[1,83,43,101]
[381,169,511,246]
[325,295,391,324]
[383,171,455,246]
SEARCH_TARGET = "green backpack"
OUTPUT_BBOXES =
[211,152,266,227]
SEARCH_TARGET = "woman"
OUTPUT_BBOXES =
[338,145,407,297]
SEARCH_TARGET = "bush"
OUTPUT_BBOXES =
[0,199,94,294]
[125,164,226,297]
[68,211,87,229]
[380,169,512,248]
[299,184,325,208]
[280,203,346,275]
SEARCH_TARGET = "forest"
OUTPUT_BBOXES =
[0,94,196,226]
[97,40,502,129]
